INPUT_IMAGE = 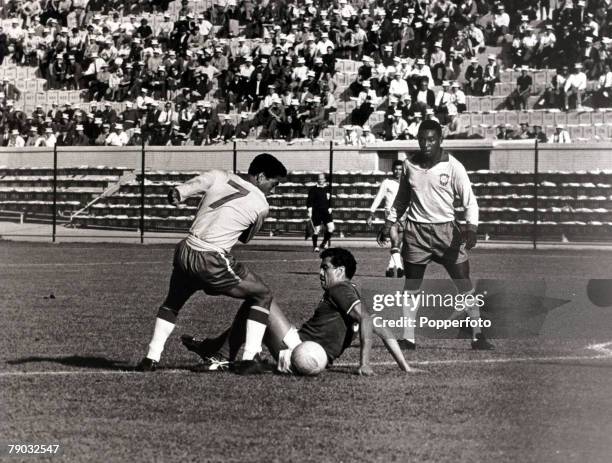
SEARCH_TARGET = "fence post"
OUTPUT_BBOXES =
[328,140,334,205]
[233,140,237,174]
[140,139,146,244]
[52,144,57,243]
[533,139,539,250]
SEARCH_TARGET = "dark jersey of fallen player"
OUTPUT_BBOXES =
[298,281,360,363]
[306,185,331,212]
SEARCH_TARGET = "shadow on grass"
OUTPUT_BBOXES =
[6,355,222,372]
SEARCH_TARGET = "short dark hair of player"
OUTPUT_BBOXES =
[320,248,357,279]
[417,119,443,138]
[248,153,288,179]
[392,160,403,169]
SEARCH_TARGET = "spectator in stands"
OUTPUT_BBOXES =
[564,63,587,110]
[482,55,500,96]
[594,63,612,108]
[552,124,571,143]
[514,122,532,140]
[413,76,435,112]
[42,126,56,146]
[343,125,358,145]
[536,65,567,110]
[235,112,251,139]
[406,112,422,140]
[7,128,25,147]
[72,124,89,146]
[508,65,532,110]
[464,57,483,96]
[535,24,556,68]
[450,81,467,113]
[391,111,408,140]
[532,125,548,143]
[443,106,467,139]
[105,123,129,146]
[359,125,377,146]
[496,124,514,140]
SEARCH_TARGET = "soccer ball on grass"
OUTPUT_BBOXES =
[291,341,328,376]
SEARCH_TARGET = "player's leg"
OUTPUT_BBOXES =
[312,223,322,251]
[398,262,427,348]
[320,220,335,249]
[220,268,273,361]
[442,260,493,350]
[388,222,404,277]
[140,264,197,369]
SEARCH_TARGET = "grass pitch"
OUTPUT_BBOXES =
[2,242,612,462]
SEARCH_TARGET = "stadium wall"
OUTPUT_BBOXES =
[0,142,611,172]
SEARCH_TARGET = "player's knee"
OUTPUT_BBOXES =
[327,223,335,233]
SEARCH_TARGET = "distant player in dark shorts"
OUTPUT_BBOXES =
[307,173,335,252]
[137,153,288,374]
[181,248,418,376]
[380,120,494,351]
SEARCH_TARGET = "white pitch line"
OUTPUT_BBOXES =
[1,258,320,268]
[1,342,611,379]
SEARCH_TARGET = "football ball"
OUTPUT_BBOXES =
[291,341,328,376]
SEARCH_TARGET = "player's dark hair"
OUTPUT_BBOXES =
[392,160,403,169]
[248,153,288,179]
[417,119,443,138]
[321,248,357,279]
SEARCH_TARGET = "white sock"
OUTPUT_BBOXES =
[282,328,301,350]
[387,255,395,269]
[463,290,482,340]
[242,317,267,360]
[146,318,175,362]
[401,290,419,342]
[392,253,403,269]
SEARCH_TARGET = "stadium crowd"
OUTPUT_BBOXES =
[0,0,612,146]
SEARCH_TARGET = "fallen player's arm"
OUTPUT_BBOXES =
[348,302,374,376]
[371,321,412,372]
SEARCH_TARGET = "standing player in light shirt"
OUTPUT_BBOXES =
[367,160,405,278]
[379,120,493,350]
[137,153,288,374]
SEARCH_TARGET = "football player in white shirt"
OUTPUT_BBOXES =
[379,120,493,351]
[137,154,288,374]
[367,160,405,278]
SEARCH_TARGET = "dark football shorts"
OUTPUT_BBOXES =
[312,210,333,227]
[402,221,468,265]
[172,239,250,295]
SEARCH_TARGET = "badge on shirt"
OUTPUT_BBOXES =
[439,173,450,186]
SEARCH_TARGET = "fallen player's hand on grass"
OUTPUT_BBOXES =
[358,364,375,376]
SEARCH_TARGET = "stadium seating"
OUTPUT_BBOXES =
[64,169,612,242]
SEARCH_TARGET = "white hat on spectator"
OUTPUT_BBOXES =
[223,115,232,121]
[151,101,159,107]
[95,117,102,123]
[434,41,442,48]
[134,128,141,134]
[575,63,583,68]
[426,17,435,24]
[29,126,37,131]
[578,0,585,5]
[384,45,392,51]
[372,24,380,31]
[297,56,305,64]
[307,70,315,77]
[261,57,268,63]
[363,125,370,131]
[452,81,460,88]
[10,129,18,135]
[521,64,530,70]
[341,20,348,26]
[245,56,253,61]
[313,96,321,103]
[416,58,425,65]
[76,124,84,130]
[401,17,409,24]
[498,4,505,9]
[556,124,565,128]
[62,113,69,119]
[343,125,352,131]
[392,18,400,24]
[104,101,112,106]
[115,123,123,129]
[363,80,371,87]
[426,108,434,115]
[204,101,212,107]
[448,106,458,116]
[133,38,141,43]
[314,56,323,63]
[45,127,53,133]
[240,112,249,118]
[6,100,13,106]
[546,24,553,30]
[521,14,528,21]
[470,57,478,63]
[585,36,593,43]
[126,102,133,107]
[488,54,496,60]
[291,99,300,105]
[442,80,450,86]
[36,104,42,108]
[394,110,402,117]
[408,7,415,13]
[442,17,450,23]
[393,56,401,62]
[414,21,422,28]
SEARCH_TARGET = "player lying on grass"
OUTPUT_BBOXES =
[182,248,417,375]
[137,153,288,374]
[379,119,493,350]
[367,160,405,278]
